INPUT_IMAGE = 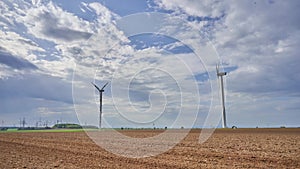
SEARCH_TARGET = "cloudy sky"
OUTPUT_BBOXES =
[0,0,299,128]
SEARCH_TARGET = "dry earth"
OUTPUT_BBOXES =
[0,128,299,168]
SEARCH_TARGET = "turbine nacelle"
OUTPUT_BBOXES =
[217,72,227,76]
[216,64,227,77]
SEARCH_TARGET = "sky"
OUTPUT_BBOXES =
[0,0,299,128]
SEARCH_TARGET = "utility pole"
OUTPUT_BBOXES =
[22,117,26,128]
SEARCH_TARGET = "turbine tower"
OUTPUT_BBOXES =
[92,82,109,129]
[216,64,227,128]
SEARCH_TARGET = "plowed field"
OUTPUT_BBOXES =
[0,128,299,168]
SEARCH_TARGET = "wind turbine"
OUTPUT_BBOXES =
[91,82,109,129]
[216,64,228,128]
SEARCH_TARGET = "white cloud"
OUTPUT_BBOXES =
[1,0,299,128]
[21,1,94,43]
[154,0,300,127]
[0,30,44,62]
[0,0,129,80]
[70,11,225,128]
[154,0,227,17]
[154,0,300,94]
[72,40,215,127]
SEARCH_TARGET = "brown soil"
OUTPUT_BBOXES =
[0,128,299,168]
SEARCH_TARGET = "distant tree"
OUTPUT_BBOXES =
[52,123,82,129]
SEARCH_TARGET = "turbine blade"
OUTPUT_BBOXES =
[91,82,101,91]
[101,82,109,90]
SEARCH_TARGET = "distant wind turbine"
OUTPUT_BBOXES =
[216,64,228,128]
[92,82,109,129]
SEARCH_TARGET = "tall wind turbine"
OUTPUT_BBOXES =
[216,64,227,128]
[91,82,109,129]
